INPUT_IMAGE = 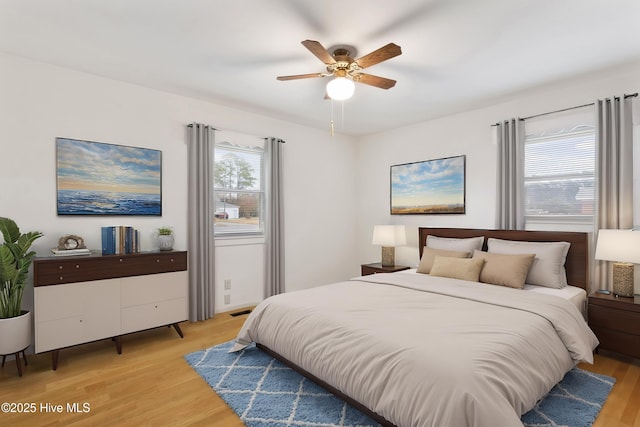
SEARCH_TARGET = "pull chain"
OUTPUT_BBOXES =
[329,99,346,137]
[330,99,335,136]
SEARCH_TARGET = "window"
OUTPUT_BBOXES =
[524,122,595,226]
[213,132,264,236]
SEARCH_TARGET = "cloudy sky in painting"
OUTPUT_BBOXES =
[56,138,161,194]
[391,156,464,207]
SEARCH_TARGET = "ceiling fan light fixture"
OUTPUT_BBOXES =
[326,77,355,101]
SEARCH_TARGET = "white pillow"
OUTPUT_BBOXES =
[486,238,570,289]
[426,235,484,253]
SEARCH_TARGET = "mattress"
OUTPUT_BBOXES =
[233,272,598,427]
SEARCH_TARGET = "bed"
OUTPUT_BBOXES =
[232,228,599,427]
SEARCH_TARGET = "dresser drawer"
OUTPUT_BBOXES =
[34,258,114,285]
[121,298,187,334]
[121,271,188,307]
[34,279,121,353]
[591,326,640,359]
[116,252,188,277]
[589,304,640,335]
[34,251,188,285]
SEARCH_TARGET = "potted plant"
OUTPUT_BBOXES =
[0,217,43,375]
[157,226,174,251]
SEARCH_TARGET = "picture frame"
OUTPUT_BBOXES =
[56,137,162,216]
[390,155,465,215]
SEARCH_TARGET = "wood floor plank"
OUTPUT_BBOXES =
[1,308,638,426]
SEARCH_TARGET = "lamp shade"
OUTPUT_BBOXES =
[372,225,406,247]
[326,77,355,101]
[595,229,640,263]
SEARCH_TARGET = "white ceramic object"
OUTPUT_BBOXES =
[0,311,31,355]
[158,234,174,251]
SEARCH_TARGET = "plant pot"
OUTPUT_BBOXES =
[158,235,174,251]
[0,310,31,355]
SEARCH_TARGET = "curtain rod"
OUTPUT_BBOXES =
[186,123,217,129]
[186,123,285,143]
[491,92,638,126]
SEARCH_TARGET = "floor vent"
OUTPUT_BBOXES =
[230,309,252,317]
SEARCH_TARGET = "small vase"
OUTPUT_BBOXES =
[158,235,174,251]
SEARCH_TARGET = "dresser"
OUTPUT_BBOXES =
[33,251,188,369]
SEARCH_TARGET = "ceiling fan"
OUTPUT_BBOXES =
[277,40,402,100]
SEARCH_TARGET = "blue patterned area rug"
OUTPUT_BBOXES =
[185,341,615,427]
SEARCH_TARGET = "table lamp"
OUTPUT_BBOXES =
[595,229,640,297]
[372,225,406,267]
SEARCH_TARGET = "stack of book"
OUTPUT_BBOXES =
[101,226,141,255]
[51,248,92,256]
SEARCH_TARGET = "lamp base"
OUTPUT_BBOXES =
[381,246,395,267]
[613,262,634,297]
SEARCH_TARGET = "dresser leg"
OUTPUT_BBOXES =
[114,336,122,354]
[171,323,184,338]
[52,350,59,370]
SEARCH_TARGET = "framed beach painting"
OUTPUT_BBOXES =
[391,155,465,215]
[56,137,162,216]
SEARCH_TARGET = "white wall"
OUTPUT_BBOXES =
[356,59,640,270]
[4,51,640,318]
[0,52,358,315]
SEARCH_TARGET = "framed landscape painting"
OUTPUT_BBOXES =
[56,137,162,216]
[391,155,465,215]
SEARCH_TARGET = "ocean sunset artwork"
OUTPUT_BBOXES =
[391,155,465,214]
[56,138,162,215]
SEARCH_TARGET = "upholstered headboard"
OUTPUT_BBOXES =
[418,227,589,291]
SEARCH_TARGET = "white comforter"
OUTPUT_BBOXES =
[233,273,599,427]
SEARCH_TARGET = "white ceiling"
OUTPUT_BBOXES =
[2,0,640,136]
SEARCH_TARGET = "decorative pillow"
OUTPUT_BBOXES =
[429,256,485,282]
[426,235,484,253]
[486,238,570,289]
[417,247,470,274]
[472,250,535,289]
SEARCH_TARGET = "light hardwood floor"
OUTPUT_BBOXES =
[1,309,639,426]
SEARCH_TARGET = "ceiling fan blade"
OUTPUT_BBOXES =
[277,72,325,81]
[301,40,336,65]
[355,43,402,69]
[355,73,397,89]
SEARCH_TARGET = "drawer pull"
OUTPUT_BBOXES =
[59,265,63,270]
[59,276,64,280]
[170,259,174,262]
[76,265,80,269]
[156,259,160,263]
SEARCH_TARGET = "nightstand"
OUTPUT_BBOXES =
[588,292,640,359]
[361,263,410,276]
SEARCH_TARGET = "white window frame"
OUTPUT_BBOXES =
[213,139,265,238]
[523,122,595,232]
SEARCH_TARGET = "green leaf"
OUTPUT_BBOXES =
[0,218,42,318]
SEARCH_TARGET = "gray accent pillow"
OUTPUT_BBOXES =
[426,235,484,253]
[486,238,570,289]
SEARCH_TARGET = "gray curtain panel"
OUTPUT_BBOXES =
[264,137,285,297]
[593,96,635,291]
[187,123,216,321]
[495,118,525,230]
